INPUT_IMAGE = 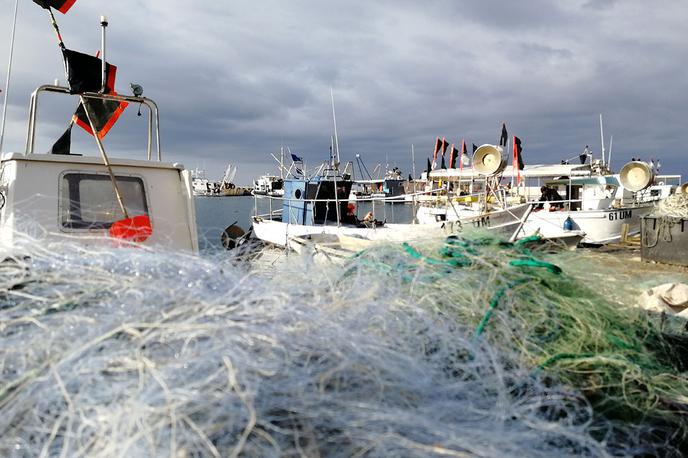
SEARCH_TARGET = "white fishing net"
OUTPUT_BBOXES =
[1,231,686,457]
[655,193,688,218]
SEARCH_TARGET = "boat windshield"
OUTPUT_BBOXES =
[59,172,148,229]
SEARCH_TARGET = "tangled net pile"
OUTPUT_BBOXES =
[1,232,687,457]
[656,193,688,218]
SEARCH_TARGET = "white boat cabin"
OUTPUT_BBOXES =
[0,85,198,252]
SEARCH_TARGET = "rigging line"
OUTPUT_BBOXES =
[0,0,20,154]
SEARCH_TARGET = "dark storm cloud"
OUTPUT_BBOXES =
[1,0,687,182]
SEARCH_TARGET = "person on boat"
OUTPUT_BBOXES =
[345,203,358,224]
[537,186,564,210]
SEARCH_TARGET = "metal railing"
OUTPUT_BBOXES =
[25,85,162,161]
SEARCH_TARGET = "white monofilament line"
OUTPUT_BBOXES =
[0,0,20,154]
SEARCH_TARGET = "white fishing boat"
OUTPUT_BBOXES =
[191,168,212,196]
[251,169,443,249]
[252,174,284,197]
[419,140,680,245]
[251,148,445,249]
[0,14,198,252]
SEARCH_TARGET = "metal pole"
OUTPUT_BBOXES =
[100,15,108,92]
[599,113,606,167]
[330,88,340,167]
[0,0,20,153]
[80,95,128,218]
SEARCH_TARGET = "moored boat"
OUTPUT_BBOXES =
[0,13,198,252]
[419,143,680,245]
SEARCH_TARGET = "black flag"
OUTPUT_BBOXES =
[63,50,128,138]
[499,123,508,147]
[440,155,446,169]
[33,0,77,14]
[73,98,128,139]
[63,49,117,95]
[426,158,431,176]
[472,143,478,153]
[514,136,524,170]
[434,137,442,155]
[441,138,449,155]
[450,146,459,169]
[579,145,590,164]
[49,124,73,155]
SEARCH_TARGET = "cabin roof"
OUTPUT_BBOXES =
[427,163,592,180]
[1,152,184,171]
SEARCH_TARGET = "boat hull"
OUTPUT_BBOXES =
[251,218,445,248]
[416,202,533,239]
[520,204,655,244]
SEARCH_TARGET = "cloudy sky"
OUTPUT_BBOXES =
[1,0,687,184]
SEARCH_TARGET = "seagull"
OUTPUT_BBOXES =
[130,83,143,97]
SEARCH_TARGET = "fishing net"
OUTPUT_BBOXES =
[655,193,688,218]
[1,230,687,457]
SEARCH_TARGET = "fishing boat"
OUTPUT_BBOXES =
[216,163,251,196]
[191,168,212,196]
[251,164,442,249]
[348,154,407,202]
[251,139,445,249]
[0,11,198,252]
[420,142,679,245]
[252,174,284,197]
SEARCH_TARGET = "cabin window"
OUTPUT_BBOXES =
[60,173,148,229]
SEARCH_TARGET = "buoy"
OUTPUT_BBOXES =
[221,223,246,250]
[563,216,574,231]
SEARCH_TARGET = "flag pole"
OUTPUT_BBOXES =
[100,15,108,93]
[599,113,606,168]
[80,96,128,218]
[45,10,128,218]
[0,0,20,154]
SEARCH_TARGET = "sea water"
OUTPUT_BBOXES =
[2,199,688,457]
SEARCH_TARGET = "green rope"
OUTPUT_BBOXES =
[535,352,597,371]
[475,253,562,338]
[509,258,562,274]
[474,278,532,338]
[402,243,470,268]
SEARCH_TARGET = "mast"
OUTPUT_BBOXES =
[599,113,606,167]
[100,15,108,92]
[330,87,340,168]
[0,0,20,153]
[411,144,416,179]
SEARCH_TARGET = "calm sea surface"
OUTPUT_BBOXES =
[194,196,416,252]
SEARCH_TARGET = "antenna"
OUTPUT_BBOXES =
[599,114,606,166]
[330,87,340,167]
[0,0,20,154]
[607,135,613,170]
[100,15,108,92]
